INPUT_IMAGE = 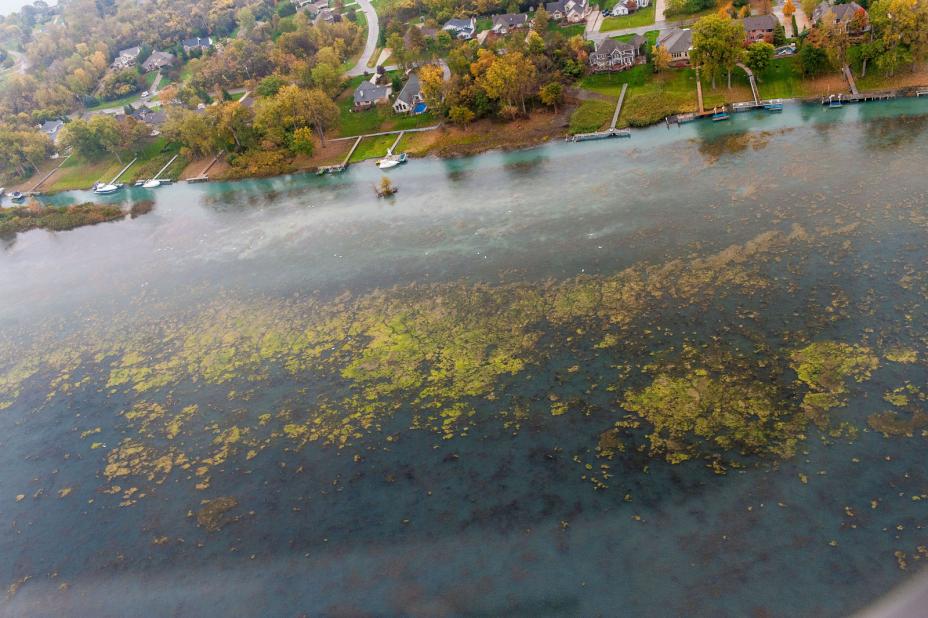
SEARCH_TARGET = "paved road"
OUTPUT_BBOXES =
[587,18,680,42]
[346,0,380,77]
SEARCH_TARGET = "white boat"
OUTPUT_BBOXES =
[376,152,408,169]
[142,179,161,189]
[93,183,122,195]
[10,191,24,202]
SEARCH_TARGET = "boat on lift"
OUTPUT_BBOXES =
[764,100,784,112]
[376,152,408,169]
[93,182,122,195]
[711,107,730,122]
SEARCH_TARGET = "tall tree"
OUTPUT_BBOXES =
[691,14,745,89]
[477,51,538,115]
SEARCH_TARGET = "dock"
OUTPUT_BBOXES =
[736,63,760,105]
[29,153,71,193]
[152,154,179,181]
[184,151,223,183]
[108,157,137,185]
[568,83,631,142]
[842,64,859,95]
[820,91,895,105]
[318,135,362,174]
[388,131,405,155]
[916,89,928,97]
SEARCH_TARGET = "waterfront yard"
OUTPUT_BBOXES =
[349,134,396,162]
[336,75,437,137]
[579,65,699,127]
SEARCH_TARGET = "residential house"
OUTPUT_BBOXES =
[39,119,64,142]
[612,3,629,15]
[588,35,644,71]
[740,14,779,44]
[393,73,424,113]
[656,28,693,66]
[297,0,329,18]
[181,37,212,54]
[491,13,529,34]
[142,50,175,72]
[442,17,477,39]
[112,46,141,69]
[637,0,650,6]
[545,0,592,23]
[622,0,639,13]
[812,1,867,33]
[316,7,341,22]
[353,80,392,110]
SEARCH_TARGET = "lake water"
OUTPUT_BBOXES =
[3,99,928,616]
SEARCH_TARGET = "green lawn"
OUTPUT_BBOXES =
[580,63,701,127]
[476,16,493,31]
[752,57,810,99]
[337,73,436,136]
[614,29,658,46]
[547,21,586,38]
[45,156,125,193]
[600,5,655,31]
[87,89,143,111]
[569,99,615,133]
[349,134,396,162]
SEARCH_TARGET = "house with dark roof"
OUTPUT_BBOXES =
[142,51,175,72]
[353,80,392,110]
[393,73,425,114]
[545,0,591,23]
[812,1,868,33]
[181,37,212,54]
[491,13,529,34]
[39,119,64,142]
[589,35,645,71]
[112,46,141,69]
[442,17,476,39]
[740,14,779,44]
[656,28,693,66]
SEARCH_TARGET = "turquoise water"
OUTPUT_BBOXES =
[2,99,928,616]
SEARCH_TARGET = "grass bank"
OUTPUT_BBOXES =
[601,5,655,31]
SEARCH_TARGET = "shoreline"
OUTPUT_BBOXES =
[11,84,928,200]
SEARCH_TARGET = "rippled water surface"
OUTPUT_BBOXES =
[2,100,928,616]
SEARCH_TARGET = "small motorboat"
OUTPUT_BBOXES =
[764,100,784,112]
[142,179,161,189]
[10,191,25,202]
[93,182,122,195]
[712,107,730,122]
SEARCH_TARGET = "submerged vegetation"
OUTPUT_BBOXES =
[2,218,926,519]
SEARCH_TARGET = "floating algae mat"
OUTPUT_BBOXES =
[3,100,928,616]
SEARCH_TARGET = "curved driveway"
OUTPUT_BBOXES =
[346,0,380,77]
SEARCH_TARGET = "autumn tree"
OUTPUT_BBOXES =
[538,82,563,112]
[653,45,672,72]
[449,104,475,126]
[782,0,795,19]
[745,41,774,74]
[163,107,216,158]
[533,6,550,32]
[418,63,446,111]
[691,14,745,89]
[477,51,538,116]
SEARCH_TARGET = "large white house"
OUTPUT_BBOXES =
[545,0,592,23]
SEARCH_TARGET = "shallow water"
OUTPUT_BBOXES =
[2,99,928,616]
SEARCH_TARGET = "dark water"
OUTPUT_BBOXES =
[2,100,928,617]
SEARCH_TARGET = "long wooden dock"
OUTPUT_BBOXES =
[568,83,630,141]
[820,91,895,105]
[185,151,223,182]
[318,135,362,174]
[109,157,137,185]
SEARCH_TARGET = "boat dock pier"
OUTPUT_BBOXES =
[820,91,895,105]
[185,151,223,183]
[568,83,631,141]
[318,135,362,175]
[107,157,137,186]
[388,131,405,155]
